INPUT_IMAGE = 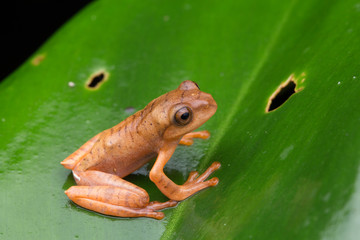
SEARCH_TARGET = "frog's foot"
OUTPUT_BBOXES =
[160,161,221,201]
[179,130,210,146]
[184,161,221,185]
[65,185,169,220]
[146,200,178,211]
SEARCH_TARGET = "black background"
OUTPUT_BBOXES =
[0,1,92,82]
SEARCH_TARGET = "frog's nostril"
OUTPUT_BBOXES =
[86,70,109,90]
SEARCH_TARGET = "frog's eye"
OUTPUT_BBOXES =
[174,107,192,126]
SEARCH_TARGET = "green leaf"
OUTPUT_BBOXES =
[1,0,360,239]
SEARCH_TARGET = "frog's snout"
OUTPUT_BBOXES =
[204,92,217,110]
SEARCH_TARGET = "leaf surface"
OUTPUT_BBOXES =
[1,0,360,239]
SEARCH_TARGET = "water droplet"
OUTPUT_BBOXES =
[353,76,357,79]
[337,81,341,85]
[68,82,75,87]
[355,3,360,12]
[303,47,310,53]
[304,219,311,226]
[280,145,294,160]
[125,107,136,114]
[163,15,170,22]
[323,192,331,202]
[1,118,5,122]
[184,3,192,10]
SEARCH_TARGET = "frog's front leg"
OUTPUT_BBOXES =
[149,143,221,201]
[65,170,177,219]
[179,130,210,146]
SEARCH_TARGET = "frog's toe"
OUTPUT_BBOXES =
[188,162,221,184]
[179,138,194,146]
[168,200,178,207]
[152,211,165,220]
[206,177,219,186]
[184,171,199,184]
[211,161,221,170]
[147,200,178,211]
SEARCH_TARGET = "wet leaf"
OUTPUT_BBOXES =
[1,0,360,239]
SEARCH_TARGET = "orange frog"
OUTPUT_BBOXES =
[61,80,220,219]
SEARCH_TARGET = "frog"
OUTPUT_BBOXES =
[61,80,220,219]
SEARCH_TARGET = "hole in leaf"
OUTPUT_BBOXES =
[88,73,104,87]
[86,70,109,90]
[266,74,301,112]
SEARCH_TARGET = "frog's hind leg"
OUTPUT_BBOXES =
[61,133,101,169]
[179,130,210,146]
[65,185,172,219]
[66,170,177,219]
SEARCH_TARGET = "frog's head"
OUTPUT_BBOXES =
[161,80,217,140]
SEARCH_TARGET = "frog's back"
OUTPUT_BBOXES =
[62,101,166,176]
[82,105,165,177]
[61,86,190,174]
